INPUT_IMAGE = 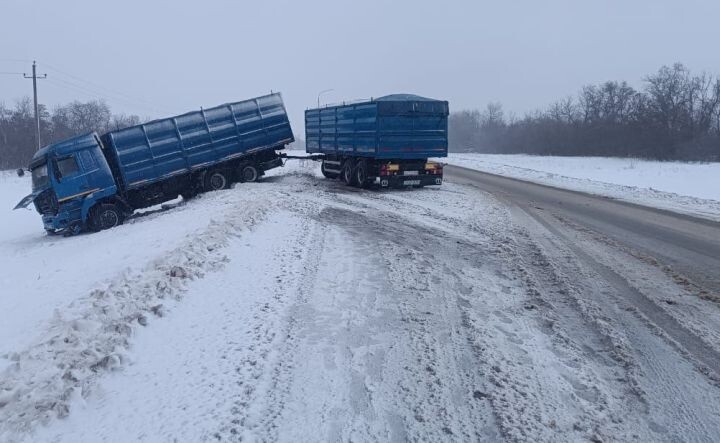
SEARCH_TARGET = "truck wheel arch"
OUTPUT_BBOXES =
[80,186,122,225]
[84,196,130,228]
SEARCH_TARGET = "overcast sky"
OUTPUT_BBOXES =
[2,0,719,129]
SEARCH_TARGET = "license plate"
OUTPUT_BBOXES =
[403,180,421,186]
[403,170,419,176]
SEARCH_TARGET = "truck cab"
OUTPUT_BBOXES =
[15,133,118,234]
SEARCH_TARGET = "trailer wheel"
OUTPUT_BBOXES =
[204,170,230,191]
[239,164,259,183]
[341,160,358,186]
[90,203,124,231]
[354,160,369,188]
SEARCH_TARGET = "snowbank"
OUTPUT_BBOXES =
[444,154,720,221]
[0,170,274,440]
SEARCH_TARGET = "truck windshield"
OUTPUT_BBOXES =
[31,164,49,189]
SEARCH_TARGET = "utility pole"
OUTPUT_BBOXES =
[24,61,47,150]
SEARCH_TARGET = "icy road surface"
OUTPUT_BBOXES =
[445,153,720,221]
[1,162,720,442]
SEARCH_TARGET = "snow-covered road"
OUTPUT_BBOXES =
[2,162,720,442]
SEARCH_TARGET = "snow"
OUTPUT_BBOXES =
[0,172,222,355]
[0,171,275,439]
[2,161,720,442]
[32,211,309,442]
[444,154,720,221]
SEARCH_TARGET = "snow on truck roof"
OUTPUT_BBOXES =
[311,94,447,110]
[374,94,442,102]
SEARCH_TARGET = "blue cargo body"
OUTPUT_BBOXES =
[102,93,293,191]
[15,92,294,234]
[304,94,448,188]
[305,94,448,160]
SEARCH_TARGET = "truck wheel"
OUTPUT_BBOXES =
[355,160,369,188]
[239,164,259,183]
[204,170,230,191]
[321,161,339,179]
[341,160,358,186]
[91,203,124,231]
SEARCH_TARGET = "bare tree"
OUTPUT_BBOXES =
[0,98,141,169]
[449,63,720,161]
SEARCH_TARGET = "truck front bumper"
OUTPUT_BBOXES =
[42,208,82,232]
[375,174,443,188]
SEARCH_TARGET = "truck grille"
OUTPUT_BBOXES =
[34,189,58,216]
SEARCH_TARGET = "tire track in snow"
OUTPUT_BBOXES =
[490,213,650,441]
[550,215,720,352]
[316,206,502,441]
[307,180,633,441]
[355,181,670,441]
[195,208,321,441]
[264,222,401,441]
[513,205,720,441]
[530,208,720,381]
[245,209,328,441]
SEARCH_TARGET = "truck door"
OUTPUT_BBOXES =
[52,153,89,203]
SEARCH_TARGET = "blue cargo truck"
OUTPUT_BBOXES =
[15,93,293,234]
[305,94,448,188]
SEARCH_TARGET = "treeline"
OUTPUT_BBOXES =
[450,63,720,161]
[0,99,141,169]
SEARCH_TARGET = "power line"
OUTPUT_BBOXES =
[4,60,145,112]
[45,77,136,109]
[7,59,173,117]
[45,77,110,102]
[46,73,169,114]
[40,61,169,113]
[45,76,165,114]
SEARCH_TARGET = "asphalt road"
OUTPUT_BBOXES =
[444,164,720,297]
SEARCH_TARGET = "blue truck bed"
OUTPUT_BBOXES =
[305,94,448,160]
[101,93,293,191]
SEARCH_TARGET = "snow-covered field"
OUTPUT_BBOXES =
[2,161,720,442]
[445,154,720,221]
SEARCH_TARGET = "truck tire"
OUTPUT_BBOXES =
[204,170,231,191]
[90,203,124,231]
[320,161,339,179]
[341,160,358,186]
[354,160,369,188]
[239,164,259,183]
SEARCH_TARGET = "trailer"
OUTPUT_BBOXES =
[305,94,448,188]
[15,93,294,234]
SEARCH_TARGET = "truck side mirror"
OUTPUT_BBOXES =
[16,168,25,177]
